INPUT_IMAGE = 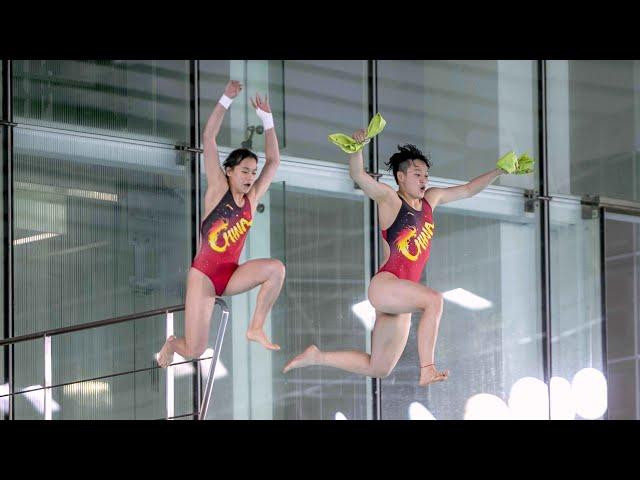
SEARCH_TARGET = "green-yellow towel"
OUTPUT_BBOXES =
[496,151,535,174]
[328,113,386,154]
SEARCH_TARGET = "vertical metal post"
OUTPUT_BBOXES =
[2,59,14,421]
[367,59,382,420]
[166,311,174,420]
[199,301,229,420]
[190,59,202,419]
[44,335,52,420]
[537,60,553,419]
[599,207,609,420]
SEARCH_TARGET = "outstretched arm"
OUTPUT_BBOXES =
[426,168,503,208]
[202,80,242,192]
[349,129,394,203]
[249,93,280,201]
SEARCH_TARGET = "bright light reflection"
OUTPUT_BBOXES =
[335,412,347,420]
[442,288,492,310]
[572,368,607,419]
[198,349,229,380]
[464,394,511,420]
[550,376,575,420]
[21,385,60,415]
[508,377,549,419]
[352,300,376,331]
[0,383,9,415]
[408,401,436,420]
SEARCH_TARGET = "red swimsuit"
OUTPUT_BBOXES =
[377,195,435,282]
[191,188,252,295]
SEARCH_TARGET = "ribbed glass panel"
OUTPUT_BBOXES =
[13,389,45,420]
[11,369,193,420]
[13,127,193,417]
[10,313,194,419]
[13,60,191,145]
[273,186,368,420]
[1,346,7,419]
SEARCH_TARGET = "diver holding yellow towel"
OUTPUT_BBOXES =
[284,113,535,387]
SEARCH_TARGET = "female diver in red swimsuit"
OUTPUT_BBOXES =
[284,128,521,386]
[157,80,284,368]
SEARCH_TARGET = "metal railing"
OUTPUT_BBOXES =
[0,298,230,420]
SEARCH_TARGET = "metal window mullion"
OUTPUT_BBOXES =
[538,60,553,419]
[190,59,201,419]
[599,207,609,419]
[367,59,381,421]
[2,59,14,421]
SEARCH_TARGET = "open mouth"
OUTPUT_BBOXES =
[243,183,251,188]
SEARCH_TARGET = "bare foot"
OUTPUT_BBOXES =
[283,345,321,373]
[246,328,281,351]
[157,335,176,368]
[419,364,449,386]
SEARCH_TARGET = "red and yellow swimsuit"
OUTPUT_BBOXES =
[377,195,435,282]
[191,189,252,295]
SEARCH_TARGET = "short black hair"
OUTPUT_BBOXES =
[223,148,258,172]
[384,144,432,184]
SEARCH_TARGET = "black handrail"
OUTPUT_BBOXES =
[0,303,186,347]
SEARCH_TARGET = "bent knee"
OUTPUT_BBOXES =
[421,290,443,310]
[270,259,286,279]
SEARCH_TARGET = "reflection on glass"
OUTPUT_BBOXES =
[408,401,436,420]
[550,376,575,420]
[548,60,640,202]
[508,377,549,419]
[550,199,604,419]
[464,393,511,420]
[378,60,538,190]
[572,368,608,419]
[13,60,191,144]
[46,370,193,420]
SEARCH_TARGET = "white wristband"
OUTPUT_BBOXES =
[256,107,274,130]
[218,94,233,109]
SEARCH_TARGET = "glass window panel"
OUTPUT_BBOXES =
[199,60,368,165]
[548,60,640,202]
[550,199,604,420]
[606,360,636,419]
[604,213,639,420]
[13,127,192,337]
[13,388,45,420]
[49,370,193,420]
[380,184,543,419]
[13,60,191,145]
[378,60,538,190]
[272,185,369,420]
